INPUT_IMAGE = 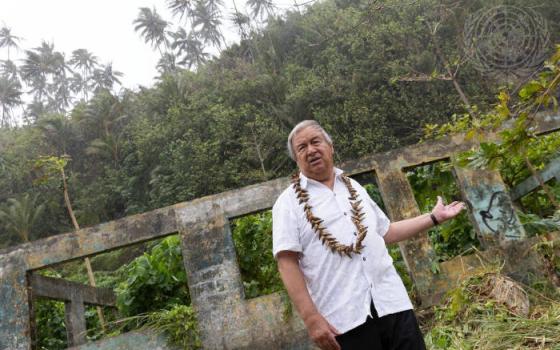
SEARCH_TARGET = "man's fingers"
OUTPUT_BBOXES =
[328,323,340,336]
[327,334,341,350]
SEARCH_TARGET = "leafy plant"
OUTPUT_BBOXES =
[116,235,190,317]
[407,163,478,262]
[35,299,67,350]
[231,210,283,298]
[143,304,201,350]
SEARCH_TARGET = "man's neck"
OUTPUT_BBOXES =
[303,168,336,190]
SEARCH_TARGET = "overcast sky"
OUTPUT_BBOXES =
[0,0,296,91]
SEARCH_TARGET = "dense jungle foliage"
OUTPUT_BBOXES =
[3,0,560,247]
[2,0,560,348]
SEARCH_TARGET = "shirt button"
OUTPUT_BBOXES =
[353,232,357,236]
[344,212,347,216]
[363,257,367,261]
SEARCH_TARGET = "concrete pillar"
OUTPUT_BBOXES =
[453,164,526,244]
[0,254,31,350]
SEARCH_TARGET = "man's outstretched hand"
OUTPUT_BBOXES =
[431,195,466,224]
[304,313,341,350]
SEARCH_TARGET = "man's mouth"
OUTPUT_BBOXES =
[309,157,322,166]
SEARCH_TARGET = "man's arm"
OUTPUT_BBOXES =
[383,196,465,244]
[276,251,341,350]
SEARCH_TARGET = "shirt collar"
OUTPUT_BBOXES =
[299,167,343,189]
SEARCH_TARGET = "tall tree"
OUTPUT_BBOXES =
[69,49,99,100]
[192,0,224,48]
[246,0,276,21]
[133,7,170,56]
[0,76,22,127]
[170,27,209,69]
[20,41,71,113]
[167,0,195,23]
[0,59,19,82]
[91,63,123,92]
[0,26,21,60]
[0,194,45,243]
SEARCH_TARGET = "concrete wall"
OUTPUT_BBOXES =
[1,112,559,350]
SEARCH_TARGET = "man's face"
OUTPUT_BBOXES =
[292,126,334,181]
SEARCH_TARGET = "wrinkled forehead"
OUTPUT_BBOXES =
[292,126,325,145]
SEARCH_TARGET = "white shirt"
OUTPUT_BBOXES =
[272,168,413,334]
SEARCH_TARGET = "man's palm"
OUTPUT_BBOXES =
[432,196,465,222]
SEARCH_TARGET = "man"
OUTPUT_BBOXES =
[272,120,465,350]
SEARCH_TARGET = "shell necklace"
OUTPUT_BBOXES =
[291,172,368,257]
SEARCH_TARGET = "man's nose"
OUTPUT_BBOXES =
[306,143,318,155]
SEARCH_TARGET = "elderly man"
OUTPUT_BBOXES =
[272,120,465,350]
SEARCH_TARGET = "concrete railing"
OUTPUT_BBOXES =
[1,112,559,350]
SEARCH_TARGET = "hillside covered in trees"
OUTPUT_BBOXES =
[1,0,559,245]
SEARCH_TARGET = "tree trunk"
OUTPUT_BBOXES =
[61,167,107,332]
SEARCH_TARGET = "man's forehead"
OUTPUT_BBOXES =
[293,127,324,143]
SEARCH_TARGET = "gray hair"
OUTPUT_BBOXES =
[287,120,333,160]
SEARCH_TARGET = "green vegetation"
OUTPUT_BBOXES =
[2,0,560,348]
[116,236,189,317]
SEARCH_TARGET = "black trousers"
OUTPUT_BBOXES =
[334,304,426,350]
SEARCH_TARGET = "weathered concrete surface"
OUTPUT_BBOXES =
[375,167,435,303]
[453,164,526,242]
[29,275,115,306]
[69,330,179,350]
[510,156,560,201]
[65,288,87,347]
[0,254,31,350]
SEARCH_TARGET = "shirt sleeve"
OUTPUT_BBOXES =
[272,192,302,259]
[369,196,391,237]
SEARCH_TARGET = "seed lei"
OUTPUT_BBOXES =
[291,172,368,258]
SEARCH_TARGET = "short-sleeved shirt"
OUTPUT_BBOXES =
[272,168,413,334]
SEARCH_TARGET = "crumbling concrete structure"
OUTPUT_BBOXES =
[1,112,559,349]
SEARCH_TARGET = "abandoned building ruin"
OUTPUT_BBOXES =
[1,112,560,350]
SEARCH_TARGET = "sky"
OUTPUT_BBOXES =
[0,0,296,91]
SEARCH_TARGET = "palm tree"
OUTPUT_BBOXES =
[25,100,47,124]
[171,28,209,69]
[0,194,45,243]
[0,59,19,82]
[21,41,71,110]
[156,52,178,74]
[192,0,224,48]
[170,27,204,68]
[69,49,99,100]
[37,114,76,155]
[0,26,21,60]
[20,48,48,101]
[91,63,123,92]
[0,76,22,127]
[230,0,255,61]
[167,0,195,23]
[246,0,276,21]
[133,7,170,56]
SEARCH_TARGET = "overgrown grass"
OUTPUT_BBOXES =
[425,263,560,350]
